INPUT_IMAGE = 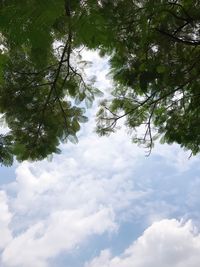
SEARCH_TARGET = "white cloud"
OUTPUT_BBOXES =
[152,142,199,172]
[0,114,10,134]
[0,123,146,266]
[0,191,12,250]
[80,49,112,93]
[85,219,200,267]
[2,208,116,267]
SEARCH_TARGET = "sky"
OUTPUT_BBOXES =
[1,51,200,267]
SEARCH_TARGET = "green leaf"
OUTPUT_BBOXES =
[156,65,166,74]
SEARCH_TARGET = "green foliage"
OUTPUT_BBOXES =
[96,0,200,155]
[0,134,13,166]
[0,0,99,164]
[0,0,200,165]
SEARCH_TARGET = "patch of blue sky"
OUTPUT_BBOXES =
[51,221,145,267]
[0,165,16,184]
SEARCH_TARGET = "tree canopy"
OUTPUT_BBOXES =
[0,0,200,165]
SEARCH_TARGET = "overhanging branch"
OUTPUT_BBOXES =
[156,28,200,46]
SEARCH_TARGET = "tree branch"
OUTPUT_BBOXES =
[99,73,199,134]
[35,4,72,144]
[156,28,200,46]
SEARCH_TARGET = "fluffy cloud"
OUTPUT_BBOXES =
[1,123,146,267]
[0,191,12,250]
[85,219,200,267]
[2,208,115,267]
[153,142,199,172]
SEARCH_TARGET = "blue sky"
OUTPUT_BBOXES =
[0,51,200,267]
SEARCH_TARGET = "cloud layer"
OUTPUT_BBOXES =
[0,123,145,267]
[0,191,12,249]
[85,219,200,267]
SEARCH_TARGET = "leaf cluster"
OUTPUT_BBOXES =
[96,0,200,155]
[1,0,200,164]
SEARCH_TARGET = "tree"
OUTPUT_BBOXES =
[0,0,200,165]
[96,0,200,155]
[0,0,102,165]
